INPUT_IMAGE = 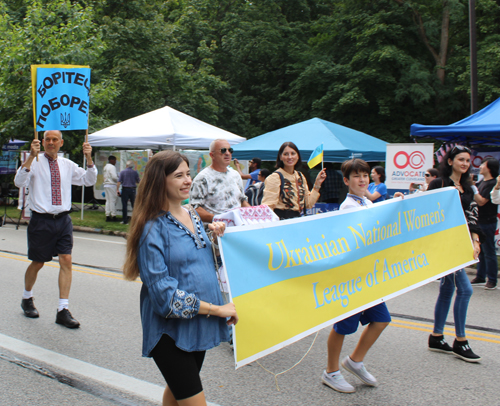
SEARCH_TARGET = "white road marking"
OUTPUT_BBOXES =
[73,236,126,245]
[0,333,221,406]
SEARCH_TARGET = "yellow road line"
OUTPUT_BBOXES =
[391,318,500,339]
[390,319,500,344]
[2,252,499,343]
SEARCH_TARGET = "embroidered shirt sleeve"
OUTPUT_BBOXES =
[70,160,98,187]
[138,219,201,319]
[261,173,281,209]
[14,164,32,188]
[302,172,320,209]
[166,289,200,319]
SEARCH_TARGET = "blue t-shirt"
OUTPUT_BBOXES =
[245,168,261,190]
[367,182,387,203]
[118,167,140,188]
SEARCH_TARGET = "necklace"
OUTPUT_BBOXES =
[450,177,463,192]
[449,176,461,187]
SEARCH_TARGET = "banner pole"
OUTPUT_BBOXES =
[81,156,86,220]
[34,123,39,162]
[82,98,90,219]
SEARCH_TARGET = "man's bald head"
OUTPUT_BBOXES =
[42,130,64,158]
[43,130,63,140]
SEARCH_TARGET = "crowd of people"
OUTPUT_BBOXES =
[14,131,497,405]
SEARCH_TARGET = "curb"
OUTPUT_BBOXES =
[73,226,128,238]
[2,219,128,238]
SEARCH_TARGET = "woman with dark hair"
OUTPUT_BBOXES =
[426,145,482,363]
[365,166,387,202]
[410,168,439,193]
[261,141,326,220]
[123,151,238,406]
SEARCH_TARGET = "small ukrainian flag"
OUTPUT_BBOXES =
[307,144,323,168]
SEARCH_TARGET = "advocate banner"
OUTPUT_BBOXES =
[470,150,500,177]
[219,188,476,368]
[31,64,91,131]
[386,143,434,189]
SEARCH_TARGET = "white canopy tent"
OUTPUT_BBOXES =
[88,106,245,149]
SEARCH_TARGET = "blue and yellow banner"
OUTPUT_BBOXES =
[31,64,91,131]
[219,187,477,368]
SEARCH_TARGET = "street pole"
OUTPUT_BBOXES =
[469,0,478,114]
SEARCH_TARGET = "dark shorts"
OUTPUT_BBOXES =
[151,334,206,401]
[27,212,73,262]
[334,303,391,335]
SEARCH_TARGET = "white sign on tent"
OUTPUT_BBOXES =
[386,143,434,189]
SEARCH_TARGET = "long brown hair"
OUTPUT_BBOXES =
[123,151,189,281]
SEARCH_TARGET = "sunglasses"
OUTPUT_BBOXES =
[451,145,471,155]
[425,173,431,177]
[219,148,234,154]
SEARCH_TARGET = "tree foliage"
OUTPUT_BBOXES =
[0,0,499,156]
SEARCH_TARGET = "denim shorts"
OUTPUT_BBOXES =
[334,303,391,335]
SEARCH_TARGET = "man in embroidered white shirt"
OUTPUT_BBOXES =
[14,130,97,328]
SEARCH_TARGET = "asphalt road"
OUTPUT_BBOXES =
[1,223,499,406]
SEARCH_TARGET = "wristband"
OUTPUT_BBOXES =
[207,303,212,318]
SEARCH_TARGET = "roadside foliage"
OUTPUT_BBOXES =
[0,0,499,157]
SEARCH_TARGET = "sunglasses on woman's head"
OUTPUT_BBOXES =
[451,145,471,155]
[219,148,234,154]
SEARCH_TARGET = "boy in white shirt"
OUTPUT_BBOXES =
[322,158,395,393]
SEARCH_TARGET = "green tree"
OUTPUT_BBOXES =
[446,0,500,108]
[92,0,227,126]
[0,0,108,154]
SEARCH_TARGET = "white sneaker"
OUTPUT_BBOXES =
[321,370,355,393]
[341,356,378,387]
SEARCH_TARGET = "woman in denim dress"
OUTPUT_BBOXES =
[124,151,238,406]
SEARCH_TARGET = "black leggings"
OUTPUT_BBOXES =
[274,209,301,220]
[151,334,206,400]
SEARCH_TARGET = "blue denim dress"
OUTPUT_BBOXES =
[137,211,229,356]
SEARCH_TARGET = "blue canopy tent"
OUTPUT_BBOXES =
[410,97,500,145]
[232,118,387,162]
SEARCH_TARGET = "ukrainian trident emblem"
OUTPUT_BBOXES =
[60,112,70,128]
